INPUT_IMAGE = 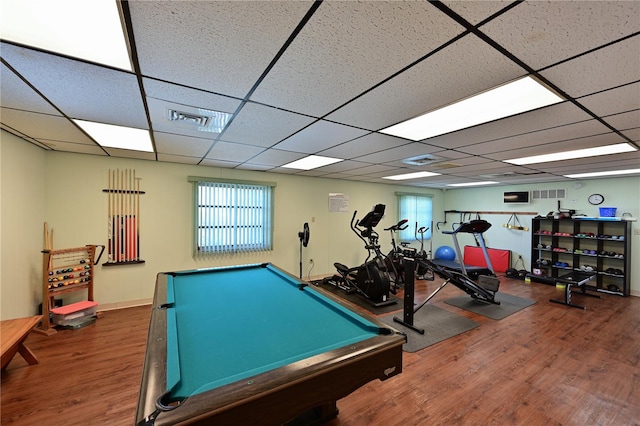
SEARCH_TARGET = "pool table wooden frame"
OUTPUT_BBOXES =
[136,263,405,426]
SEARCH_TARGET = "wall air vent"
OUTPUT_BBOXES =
[532,188,566,199]
[167,108,232,133]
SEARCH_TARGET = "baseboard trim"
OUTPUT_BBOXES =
[97,298,152,312]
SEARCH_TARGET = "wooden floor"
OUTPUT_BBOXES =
[2,276,639,425]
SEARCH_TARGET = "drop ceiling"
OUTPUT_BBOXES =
[1,1,639,188]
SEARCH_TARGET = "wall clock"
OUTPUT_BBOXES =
[588,193,604,205]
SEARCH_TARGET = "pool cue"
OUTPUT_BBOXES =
[44,222,49,250]
[108,169,112,262]
[136,176,141,259]
[124,168,129,262]
[119,169,124,262]
[116,168,121,262]
[127,169,132,261]
[131,170,136,260]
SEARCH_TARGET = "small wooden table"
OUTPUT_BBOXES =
[1,315,42,370]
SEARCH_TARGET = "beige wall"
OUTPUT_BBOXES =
[1,132,47,319]
[2,130,639,320]
[1,130,443,319]
[442,180,640,294]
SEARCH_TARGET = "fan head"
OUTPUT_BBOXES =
[298,222,310,247]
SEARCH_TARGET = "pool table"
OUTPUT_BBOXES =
[136,263,405,425]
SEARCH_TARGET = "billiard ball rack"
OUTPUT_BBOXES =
[38,245,104,335]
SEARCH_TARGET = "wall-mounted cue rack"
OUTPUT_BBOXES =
[102,169,145,266]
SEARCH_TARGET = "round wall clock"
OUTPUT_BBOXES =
[588,193,604,205]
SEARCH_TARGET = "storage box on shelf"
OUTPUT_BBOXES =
[530,217,631,296]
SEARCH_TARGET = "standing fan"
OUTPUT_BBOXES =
[298,223,310,279]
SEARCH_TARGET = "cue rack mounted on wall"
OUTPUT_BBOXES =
[102,169,145,266]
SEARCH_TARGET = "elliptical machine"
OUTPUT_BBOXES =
[324,204,396,307]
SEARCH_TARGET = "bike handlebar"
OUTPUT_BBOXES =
[384,218,408,231]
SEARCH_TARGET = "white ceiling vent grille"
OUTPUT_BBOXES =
[532,188,566,199]
[402,154,461,168]
[168,110,210,127]
[167,108,232,133]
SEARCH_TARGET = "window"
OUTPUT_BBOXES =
[397,193,433,242]
[190,177,275,254]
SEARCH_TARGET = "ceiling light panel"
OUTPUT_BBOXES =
[448,181,499,187]
[505,143,636,165]
[380,76,564,141]
[73,119,153,152]
[1,0,131,71]
[564,169,640,179]
[281,155,343,170]
[383,171,441,181]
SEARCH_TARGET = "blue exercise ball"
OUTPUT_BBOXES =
[435,245,456,261]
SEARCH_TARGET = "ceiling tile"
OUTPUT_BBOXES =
[205,141,265,163]
[274,120,368,153]
[425,102,593,149]
[154,132,214,157]
[221,103,316,148]
[251,1,464,116]
[1,108,96,144]
[1,43,147,128]
[480,1,640,70]
[129,1,313,98]
[326,33,526,131]
[540,36,640,98]
[244,149,304,168]
[459,120,621,156]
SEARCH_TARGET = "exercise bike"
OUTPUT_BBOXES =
[324,204,396,307]
[414,222,434,281]
[384,218,414,288]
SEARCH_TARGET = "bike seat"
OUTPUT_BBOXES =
[334,262,350,274]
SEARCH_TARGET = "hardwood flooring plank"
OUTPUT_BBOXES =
[2,276,639,425]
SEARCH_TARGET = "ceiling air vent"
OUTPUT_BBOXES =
[168,109,210,127]
[167,108,232,133]
[402,154,461,169]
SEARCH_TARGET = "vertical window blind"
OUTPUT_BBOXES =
[192,179,274,255]
[397,193,433,242]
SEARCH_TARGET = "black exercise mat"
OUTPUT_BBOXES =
[310,280,400,315]
[444,292,535,320]
[379,305,480,353]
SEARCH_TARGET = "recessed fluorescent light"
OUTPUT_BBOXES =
[564,169,640,179]
[1,0,132,71]
[282,155,343,170]
[380,76,564,141]
[448,181,499,187]
[383,171,441,181]
[73,119,153,152]
[505,143,636,165]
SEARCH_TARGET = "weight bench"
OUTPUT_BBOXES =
[550,271,599,310]
[1,315,41,370]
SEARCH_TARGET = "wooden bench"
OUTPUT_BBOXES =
[1,315,42,370]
